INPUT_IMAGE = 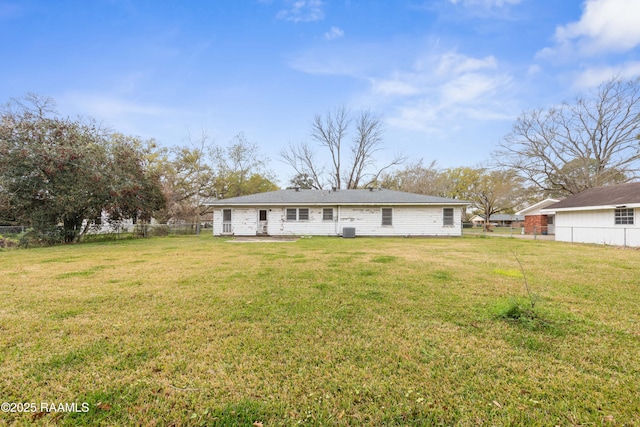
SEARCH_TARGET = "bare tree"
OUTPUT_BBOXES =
[279,142,325,189]
[311,106,350,188]
[3,92,57,119]
[280,106,405,189]
[494,78,640,196]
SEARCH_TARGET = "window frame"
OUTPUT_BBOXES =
[322,208,334,221]
[615,208,634,225]
[443,207,454,227]
[381,208,393,226]
[286,208,310,222]
[286,208,297,221]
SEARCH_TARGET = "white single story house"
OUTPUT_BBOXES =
[516,198,560,235]
[203,188,470,237]
[541,182,640,247]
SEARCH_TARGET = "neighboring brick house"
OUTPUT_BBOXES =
[516,199,560,235]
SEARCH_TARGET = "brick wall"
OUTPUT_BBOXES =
[524,215,547,234]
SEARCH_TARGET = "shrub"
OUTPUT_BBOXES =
[18,227,65,248]
[0,234,18,249]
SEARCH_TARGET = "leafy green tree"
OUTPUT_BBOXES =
[438,167,482,200]
[0,95,166,243]
[214,133,277,197]
[288,173,316,189]
[165,131,217,227]
[379,160,441,195]
[105,134,166,225]
[468,169,528,230]
[1,101,108,242]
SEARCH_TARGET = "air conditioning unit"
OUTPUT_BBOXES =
[342,227,356,238]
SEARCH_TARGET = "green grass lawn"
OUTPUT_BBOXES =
[1,235,639,426]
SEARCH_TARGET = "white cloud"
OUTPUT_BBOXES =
[572,61,640,88]
[542,0,640,57]
[324,26,344,41]
[434,52,497,75]
[370,52,499,100]
[371,51,512,132]
[59,92,187,138]
[65,93,177,117]
[371,77,421,97]
[527,64,542,76]
[276,0,324,23]
[289,40,514,133]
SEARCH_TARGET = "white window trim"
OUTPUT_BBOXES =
[381,207,393,226]
[443,207,455,227]
[286,208,297,221]
[614,208,634,226]
[286,208,310,222]
[322,208,334,221]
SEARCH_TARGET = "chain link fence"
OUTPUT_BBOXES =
[554,226,640,247]
[463,225,554,240]
[0,223,212,247]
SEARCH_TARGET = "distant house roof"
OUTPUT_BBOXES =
[516,199,561,216]
[545,182,640,211]
[204,188,470,207]
[470,214,523,222]
[490,214,524,221]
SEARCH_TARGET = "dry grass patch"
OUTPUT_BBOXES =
[1,235,639,425]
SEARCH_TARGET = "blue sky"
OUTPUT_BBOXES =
[2,0,640,185]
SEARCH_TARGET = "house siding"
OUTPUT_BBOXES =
[337,206,462,236]
[555,208,640,247]
[213,205,463,237]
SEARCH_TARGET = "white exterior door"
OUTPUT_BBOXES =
[222,209,232,234]
[547,214,555,235]
[258,209,268,235]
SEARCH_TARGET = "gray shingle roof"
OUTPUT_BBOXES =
[489,214,524,221]
[204,189,470,206]
[548,182,640,210]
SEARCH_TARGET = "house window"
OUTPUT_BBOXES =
[615,208,634,225]
[286,208,297,221]
[323,208,333,221]
[381,208,393,226]
[286,208,309,221]
[443,208,454,226]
